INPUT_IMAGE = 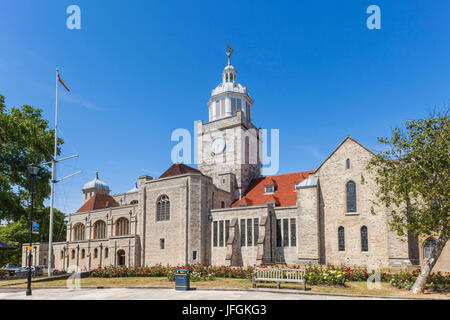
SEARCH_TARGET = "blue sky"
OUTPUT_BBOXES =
[0,0,449,214]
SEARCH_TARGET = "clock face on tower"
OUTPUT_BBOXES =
[210,137,226,155]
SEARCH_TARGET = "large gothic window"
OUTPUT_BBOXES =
[361,226,368,252]
[93,220,106,239]
[338,226,345,251]
[424,238,436,259]
[73,223,85,241]
[156,195,170,221]
[346,181,357,212]
[115,217,129,236]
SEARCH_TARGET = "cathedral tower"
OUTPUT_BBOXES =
[197,47,262,200]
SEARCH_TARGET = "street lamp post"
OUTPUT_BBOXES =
[26,164,39,296]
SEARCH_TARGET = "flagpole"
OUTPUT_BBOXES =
[47,68,59,277]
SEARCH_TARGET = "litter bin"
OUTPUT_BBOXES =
[175,269,190,291]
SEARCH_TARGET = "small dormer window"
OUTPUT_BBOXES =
[264,185,274,194]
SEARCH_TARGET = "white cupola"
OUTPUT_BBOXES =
[82,171,110,203]
[207,46,253,122]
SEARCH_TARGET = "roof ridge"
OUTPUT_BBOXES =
[261,170,314,178]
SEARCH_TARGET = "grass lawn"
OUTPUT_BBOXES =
[0,276,448,299]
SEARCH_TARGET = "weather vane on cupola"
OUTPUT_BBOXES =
[226,44,233,66]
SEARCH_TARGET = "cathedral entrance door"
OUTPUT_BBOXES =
[117,250,126,266]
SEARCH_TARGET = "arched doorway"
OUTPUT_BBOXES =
[117,250,126,266]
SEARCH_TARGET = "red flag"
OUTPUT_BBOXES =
[58,73,70,92]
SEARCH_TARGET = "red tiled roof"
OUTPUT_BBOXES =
[159,163,201,179]
[76,193,119,213]
[232,171,313,207]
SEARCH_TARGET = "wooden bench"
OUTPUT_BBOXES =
[252,267,306,290]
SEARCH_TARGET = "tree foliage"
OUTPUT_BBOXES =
[0,94,63,221]
[0,207,67,266]
[368,110,449,293]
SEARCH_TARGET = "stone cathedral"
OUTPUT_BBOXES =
[23,50,449,271]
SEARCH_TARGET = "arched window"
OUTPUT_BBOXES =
[346,181,357,213]
[361,226,368,252]
[424,238,436,259]
[94,248,98,259]
[81,249,85,259]
[117,249,126,266]
[105,247,109,258]
[346,158,350,169]
[71,249,75,259]
[338,226,345,251]
[73,223,85,241]
[93,220,106,239]
[157,195,170,221]
[115,218,129,236]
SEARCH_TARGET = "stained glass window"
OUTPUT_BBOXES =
[254,218,259,245]
[240,219,246,246]
[290,218,296,247]
[115,218,129,236]
[338,226,345,251]
[346,181,357,212]
[157,195,170,221]
[247,218,252,246]
[213,221,218,247]
[361,226,368,252]
[276,219,282,247]
[219,220,224,247]
[283,218,289,247]
[73,223,85,241]
[93,220,106,239]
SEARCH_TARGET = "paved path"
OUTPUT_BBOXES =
[0,287,391,300]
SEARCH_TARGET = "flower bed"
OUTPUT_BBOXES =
[89,264,450,288]
[90,264,254,282]
[388,269,450,289]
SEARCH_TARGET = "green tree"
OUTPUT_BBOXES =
[368,111,449,294]
[0,207,67,266]
[0,93,63,221]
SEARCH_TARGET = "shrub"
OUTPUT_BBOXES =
[89,264,450,289]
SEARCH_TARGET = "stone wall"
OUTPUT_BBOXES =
[296,185,320,265]
[315,137,394,268]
